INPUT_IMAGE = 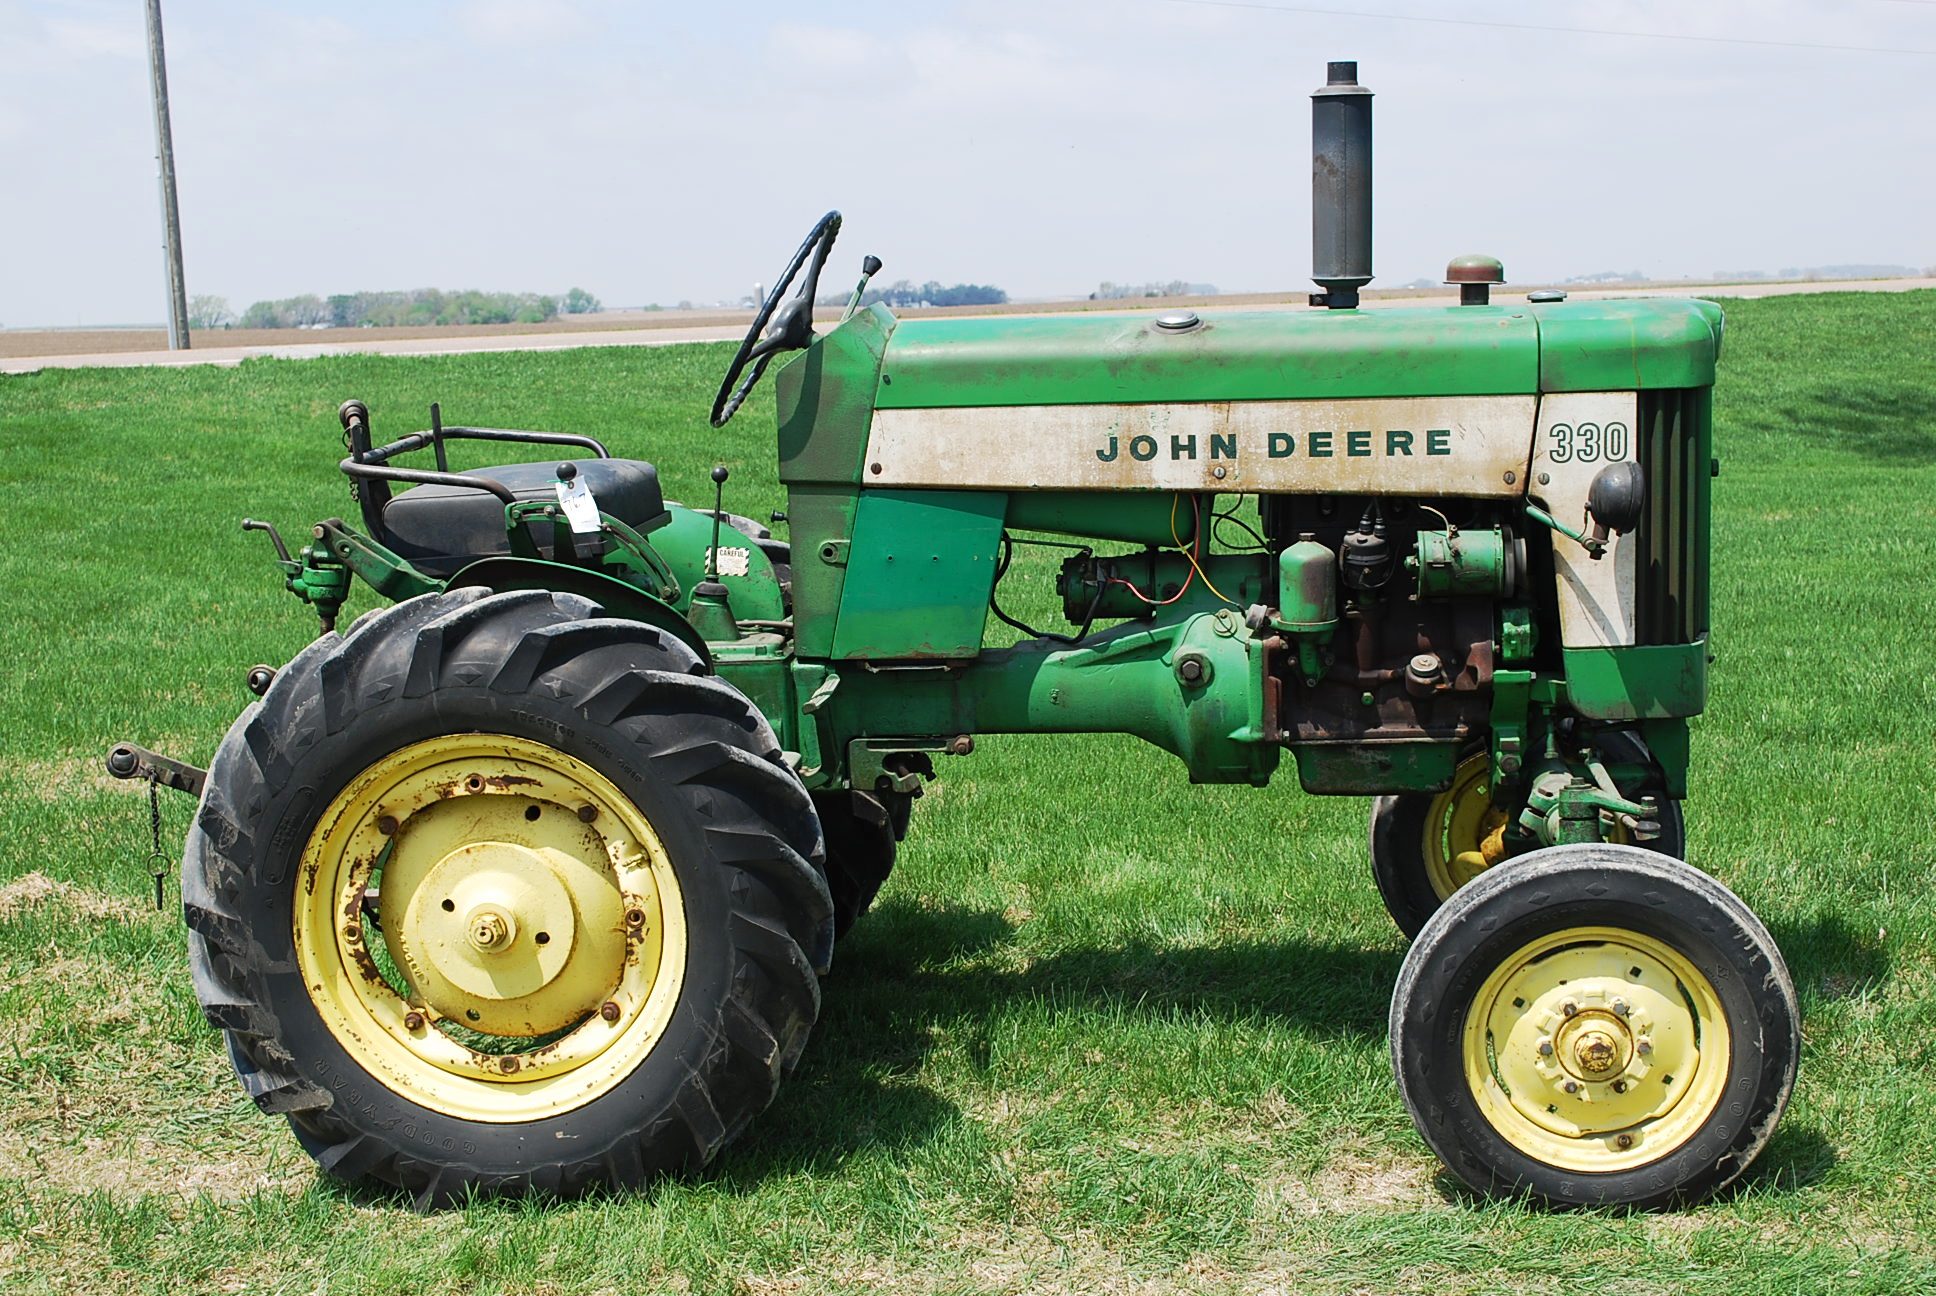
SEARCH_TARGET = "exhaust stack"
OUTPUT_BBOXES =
[1311,60,1373,309]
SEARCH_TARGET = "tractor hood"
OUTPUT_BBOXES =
[868,298,1722,408]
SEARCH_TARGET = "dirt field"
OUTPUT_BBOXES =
[0,308,759,360]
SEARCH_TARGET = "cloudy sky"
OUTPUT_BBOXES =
[2,0,1931,327]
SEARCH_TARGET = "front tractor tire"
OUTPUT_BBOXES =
[811,789,911,938]
[1389,844,1799,1208]
[1369,733,1686,939]
[183,589,833,1206]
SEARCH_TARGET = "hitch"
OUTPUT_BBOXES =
[105,743,207,798]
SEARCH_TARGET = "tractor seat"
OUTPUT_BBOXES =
[382,459,667,577]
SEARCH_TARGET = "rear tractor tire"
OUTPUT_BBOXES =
[1369,732,1685,939]
[182,588,833,1206]
[1389,844,1799,1208]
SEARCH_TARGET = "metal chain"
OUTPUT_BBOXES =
[147,771,168,911]
[344,422,360,510]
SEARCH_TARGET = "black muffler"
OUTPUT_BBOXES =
[1311,60,1373,309]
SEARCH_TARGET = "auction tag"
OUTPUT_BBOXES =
[554,475,602,534]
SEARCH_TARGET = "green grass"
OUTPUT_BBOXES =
[2,293,1934,1293]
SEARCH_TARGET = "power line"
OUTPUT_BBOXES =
[1156,0,1936,56]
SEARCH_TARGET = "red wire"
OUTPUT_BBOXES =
[1108,496,1202,606]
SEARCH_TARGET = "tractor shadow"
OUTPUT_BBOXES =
[1769,913,1891,1007]
[722,897,1405,1183]
[732,909,1863,1195]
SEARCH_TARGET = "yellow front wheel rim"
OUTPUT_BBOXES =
[1461,926,1731,1172]
[1423,754,1632,901]
[293,734,688,1123]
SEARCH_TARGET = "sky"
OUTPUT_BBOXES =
[1,0,1932,327]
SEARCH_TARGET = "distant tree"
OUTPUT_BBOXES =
[187,294,233,329]
[242,287,580,329]
[562,287,600,314]
[1090,280,1216,301]
[286,294,328,327]
[238,294,328,329]
[862,279,1007,308]
[239,299,284,329]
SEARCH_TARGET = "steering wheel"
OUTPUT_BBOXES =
[710,211,843,428]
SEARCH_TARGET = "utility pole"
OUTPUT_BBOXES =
[144,0,190,349]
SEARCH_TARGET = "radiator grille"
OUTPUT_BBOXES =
[1632,388,1711,645]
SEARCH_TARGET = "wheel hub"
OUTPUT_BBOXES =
[294,734,688,1122]
[1463,928,1730,1171]
[1570,1026,1621,1075]
[391,839,609,1035]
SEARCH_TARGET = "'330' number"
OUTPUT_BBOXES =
[1547,421,1629,464]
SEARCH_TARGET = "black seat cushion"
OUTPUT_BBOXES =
[382,459,665,576]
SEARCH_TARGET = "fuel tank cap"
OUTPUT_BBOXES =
[1154,310,1202,331]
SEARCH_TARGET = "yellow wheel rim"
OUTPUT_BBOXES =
[293,734,687,1123]
[1423,754,1513,899]
[1423,754,1631,901]
[1461,926,1731,1172]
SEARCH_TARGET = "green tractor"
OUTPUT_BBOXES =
[112,62,1796,1209]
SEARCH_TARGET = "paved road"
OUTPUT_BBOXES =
[6,278,1930,376]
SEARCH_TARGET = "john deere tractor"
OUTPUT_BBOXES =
[112,62,1797,1209]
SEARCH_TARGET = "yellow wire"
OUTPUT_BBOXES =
[1170,493,1240,607]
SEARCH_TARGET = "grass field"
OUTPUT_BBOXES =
[1,292,1933,1294]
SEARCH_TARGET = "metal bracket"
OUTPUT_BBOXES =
[846,739,944,795]
[1498,606,1537,666]
[105,744,206,798]
[312,519,440,604]
[1489,668,1534,781]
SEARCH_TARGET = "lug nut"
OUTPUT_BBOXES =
[1561,1001,1579,1017]
[624,907,647,928]
[1636,1039,1653,1056]
[600,1001,621,1023]
[1564,1080,1580,1094]
[403,1011,425,1031]
[1615,1133,1634,1150]
[577,804,599,823]
[1612,1079,1627,1093]
[376,814,398,836]
[1536,1038,1554,1057]
[499,1057,519,1074]
[1612,999,1630,1017]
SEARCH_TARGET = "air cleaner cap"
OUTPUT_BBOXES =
[1445,254,1505,285]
